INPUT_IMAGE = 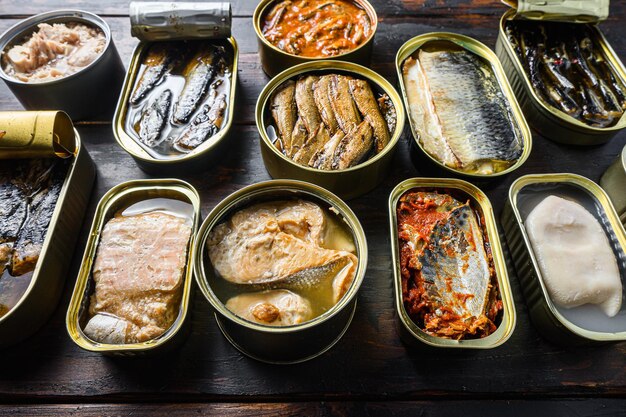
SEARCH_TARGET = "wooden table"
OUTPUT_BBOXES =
[1,1,625,415]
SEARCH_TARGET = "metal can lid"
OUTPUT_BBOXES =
[129,2,232,41]
[501,0,609,23]
[0,111,76,159]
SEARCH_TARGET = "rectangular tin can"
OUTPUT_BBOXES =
[256,60,406,200]
[66,179,200,355]
[112,37,238,174]
[495,9,626,145]
[253,0,377,77]
[395,32,532,179]
[0,111,95,348]
[388,178,516,349]
[193,179,368,363]
[501,173,626,345]
[600,145,626,225]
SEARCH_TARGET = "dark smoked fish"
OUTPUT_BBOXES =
[295,75,322,134]
[138,89,172,148]
[174,94,227,151]
[313,75,339,134]
[348,78,390,153]
[173,45,222,123]
[331,120,373,170]
[130,44,171,105]
[270,80,297,154]
[329,74,361,134]
[505,20,626,128]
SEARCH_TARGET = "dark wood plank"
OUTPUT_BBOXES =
[2,400,626,417]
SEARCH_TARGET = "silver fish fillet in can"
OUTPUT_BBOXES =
[130,2,232,41]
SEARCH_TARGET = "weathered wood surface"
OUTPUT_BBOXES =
[0,0,626,414]
[2,400,626,417]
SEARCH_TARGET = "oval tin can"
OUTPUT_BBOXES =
[256,60,406,200]
[253,0,378,77]
[66,179,201,355]
[495,9,626,145]
[0,113,95,348]
[193,179,368,364]
[388,177,516,349]
[395,32,532,180]
[0,10,125,121]
[501,173,626,345]
[112,37,238,174]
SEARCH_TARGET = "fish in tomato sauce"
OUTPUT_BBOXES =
[397,190,502,339]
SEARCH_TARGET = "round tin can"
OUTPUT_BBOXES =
[253,0,378,77]
[256,60,405,200]
[193,180,368,364]
[0,10,125,121]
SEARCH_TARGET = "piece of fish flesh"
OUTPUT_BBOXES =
[207,200,357,294]
[331,120,373,170]
[329,74,361,134]
[403,49,523,174]
[348,78,390,153]
[295,75,322,136]
[174,93,227,151]
[130,44,171,105]
[289,117,308,157]
[138,89,172,147]
[292,124,331,166]
[270,79,297,154]
[173,45,221,123]
[225,289,313,326]
[313,75,339,134]
[310,129,345,170]
[10,161,65,276]
[377,94,396,138]
[85,211,192,344]
[398,191,498,339]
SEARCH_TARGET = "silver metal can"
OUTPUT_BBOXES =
[0,10,125,121]
[130,2,232,41]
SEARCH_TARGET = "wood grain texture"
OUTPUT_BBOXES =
[2,401,626,417]
[0,0,625,409]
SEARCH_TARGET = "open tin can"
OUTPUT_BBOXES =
[256,60,405,200]
[601,144,626,225]
[66,179,200,355]
[388,178,516,349]
[0,10,125,121]
[193,180,368,363]
[495,3,626,145]
[395,32,531,179]
[0,111,95,348]
[501,173,626,345]
[113,2,238,174]
[253,0,378,77]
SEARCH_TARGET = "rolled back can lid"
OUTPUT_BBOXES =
[501,0,609,23]
[0,111,76,159]
[129,2,232,41]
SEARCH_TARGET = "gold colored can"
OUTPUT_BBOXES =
[600,145,626,224]
[500,0,609,22]
[395,32,532,179]
[0,119,95,348]
[501,173,626,345]
[193,179,368,363]
[0,111,76,159]
[388,178,516,349]
[256,60,406,200]
[253,0,378,77]
[495,9,626,145]
[66,179,201,355]
[112,37,238,173]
